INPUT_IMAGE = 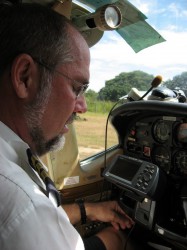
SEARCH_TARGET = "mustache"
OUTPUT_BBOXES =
[66,112,77,124]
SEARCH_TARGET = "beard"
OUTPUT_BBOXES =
[23,71,67,156]
[27,124,66,156]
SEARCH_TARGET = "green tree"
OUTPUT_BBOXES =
[98,70,154,101]
[85,89,98,102]
[165,72,187,96]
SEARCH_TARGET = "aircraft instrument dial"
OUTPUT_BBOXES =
[174,150,187,175]
[152,146,171,173]
[153,120,170,143]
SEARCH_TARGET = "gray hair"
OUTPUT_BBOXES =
[0,2,81,155]
[0,2,77,116]
[0,2,74,74]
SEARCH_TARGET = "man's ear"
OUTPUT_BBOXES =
[11,54,38,99]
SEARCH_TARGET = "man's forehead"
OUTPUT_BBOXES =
[67,24,90,59]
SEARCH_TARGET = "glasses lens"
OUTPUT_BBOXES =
[77,84,88,97]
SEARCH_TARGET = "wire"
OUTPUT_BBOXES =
[104,99,124,169]
[99,98,136,249]
[99,98,124,201]
[124,223,136,250]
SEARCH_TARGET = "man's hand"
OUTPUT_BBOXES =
[85,200,134,231]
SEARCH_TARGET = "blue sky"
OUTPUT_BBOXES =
[89,0,187,92]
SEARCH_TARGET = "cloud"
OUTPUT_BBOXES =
[89,29,187,92]
[130,0,183,15]
[168,3,187,18]
[87,0,187,92]
[129,0,151,14]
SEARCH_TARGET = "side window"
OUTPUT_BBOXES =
[74,108,118,161]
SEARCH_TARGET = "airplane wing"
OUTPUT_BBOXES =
[22,0,166,52]
[73,0,166,52]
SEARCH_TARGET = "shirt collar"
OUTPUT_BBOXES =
[0,121,46,190]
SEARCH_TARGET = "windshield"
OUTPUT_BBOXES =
[74,0,187,160]
[89,0,187,93]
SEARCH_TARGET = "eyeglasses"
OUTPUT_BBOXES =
[34,59,89,98]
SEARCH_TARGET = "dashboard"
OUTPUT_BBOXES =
[107,100,187,249]
[125,115,187,176]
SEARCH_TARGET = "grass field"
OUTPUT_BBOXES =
[74,112,118,159]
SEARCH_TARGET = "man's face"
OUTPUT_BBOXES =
[24,30,90,156]
[23,69,66,155]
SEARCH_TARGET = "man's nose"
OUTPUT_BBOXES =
[74,95,87,113]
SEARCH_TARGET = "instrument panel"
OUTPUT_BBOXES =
[108,101,187,249]
[125,115,187,176]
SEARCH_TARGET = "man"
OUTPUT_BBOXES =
[0,2,134,250]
